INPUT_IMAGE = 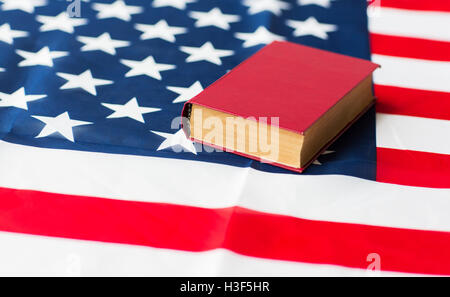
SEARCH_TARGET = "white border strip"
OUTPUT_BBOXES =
[0,140,450,231]
[369,7,450,42]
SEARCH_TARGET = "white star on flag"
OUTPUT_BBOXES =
[243,0,291,16]
[298,0,334,8]
[167,81,204,103]
[92,0,143,22]
[77,33,130,55]
[135,20,187,43]
[313,150,335,165]
[0,87,46,110]
[32,112,92,142]
[151,129,197,154]
[189,8,240,30]
[0,23,28,45]
[0,0,47,14]
[36,12,88,34]
[0,68,4,72]
[120,56,176,80]
[102,97,161,123]
[152,0,196,10]
[235,26,285,48]
[286,17,337,39]
[16,47,68,67]
[57,70,113,96]
[180,42,234,65]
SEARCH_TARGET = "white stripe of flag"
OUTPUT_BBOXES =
[372,54,450,93]
[369,7,450,42]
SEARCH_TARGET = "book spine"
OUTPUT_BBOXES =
[181,102,193,137]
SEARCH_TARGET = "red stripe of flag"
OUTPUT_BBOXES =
[370,33,450,62]
[375,85,450,121]
[1,187,450,275]
[377,147,450,188]
[378,0,450,12]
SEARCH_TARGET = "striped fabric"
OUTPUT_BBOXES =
[0,0,448,276]
[369,0,450,189]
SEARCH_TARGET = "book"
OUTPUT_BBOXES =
[181,41,379,173]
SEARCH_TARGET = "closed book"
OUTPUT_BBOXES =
[181,41,379,173]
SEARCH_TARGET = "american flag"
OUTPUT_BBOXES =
[0,0,448,276]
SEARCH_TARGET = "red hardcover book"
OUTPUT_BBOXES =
[182,41,379,172]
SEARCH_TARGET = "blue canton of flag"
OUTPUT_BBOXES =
[0,0,376,179]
